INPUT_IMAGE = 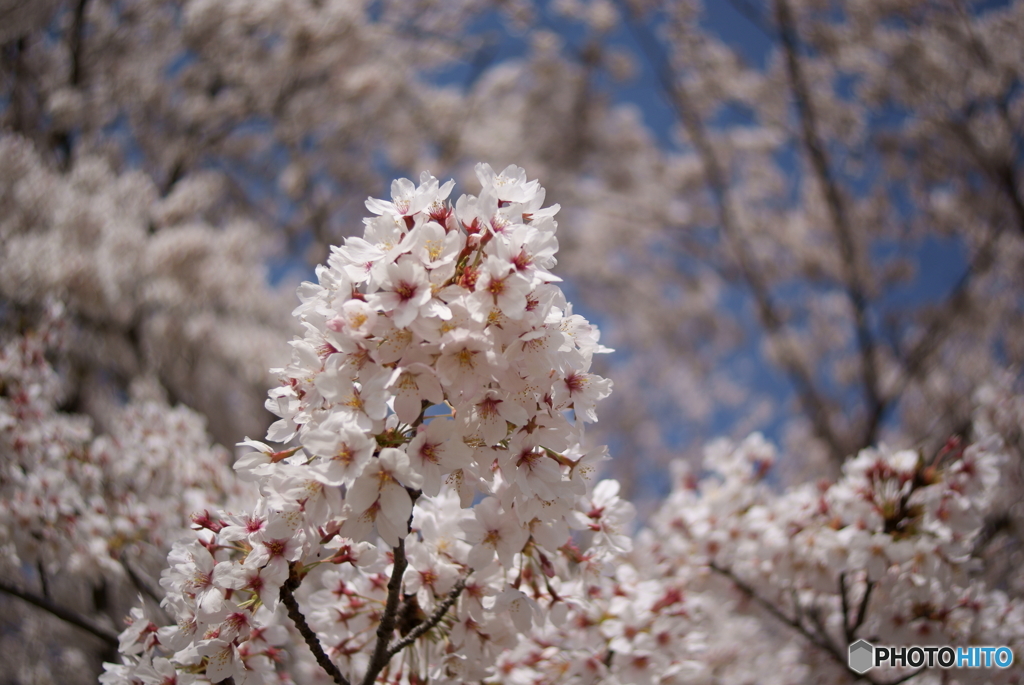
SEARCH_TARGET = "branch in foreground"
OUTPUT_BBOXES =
[361,538,410,685]
[385,577,467,661]
[280,567,352,685]
[0,578,119,648]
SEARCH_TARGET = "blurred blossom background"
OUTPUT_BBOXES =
[1,0,1023,682]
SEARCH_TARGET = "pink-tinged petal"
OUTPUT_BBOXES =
[380,482,413,528]
[394,388,423,425]
[376,511,405,547]
[346,475,380,514]
[468,543,496,570]
[200,640,237,683]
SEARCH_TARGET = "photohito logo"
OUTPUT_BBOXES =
[849,640,874,674]
[848,640,1015,673]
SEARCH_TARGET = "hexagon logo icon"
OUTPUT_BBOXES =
[849,639,874,674]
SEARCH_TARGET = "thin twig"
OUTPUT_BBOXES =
[708,563,921,684]
[281,567,352,685]
[0,579,119,647]
[806,603,834,655]
[839,572,852,644]
[385,578,467,661]
[853,579,875,635]
[708,563,839,659]
[37,561,50,600]
[790,587,803,626]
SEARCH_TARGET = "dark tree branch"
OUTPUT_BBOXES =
[949,0,1024,237]
[888,227,998,410]
[3,37,31,137]
[853,579,875,637]
[806,603,837,660]
[119,549,170,625]
[993,162,1024,237]
[68,0,89,87]
[37,560,50,600]
[972,512,1013,558]
[281,487,433,685]
[385,577,467,661]
[950,119,1024,237]
[0,579,119,648]
[709,563,922,685]
[839,572,852,644]
[708,562,846,667]
[361,538,409,685]
[615,0,846,464]
[774,0,884,452]
[53,0,90,170]
[281,567,352,685]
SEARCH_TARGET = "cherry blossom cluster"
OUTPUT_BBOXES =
[495,415,1024,685]
[655,433,1024,681]
[0,303,243,588]
[0,134,289,450]
[106,164,620,684]
[6,1,1024,682]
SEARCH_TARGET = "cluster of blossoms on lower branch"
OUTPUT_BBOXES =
[501,402,1024,685]
[0,304,243,593]
[104,165,628,684]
